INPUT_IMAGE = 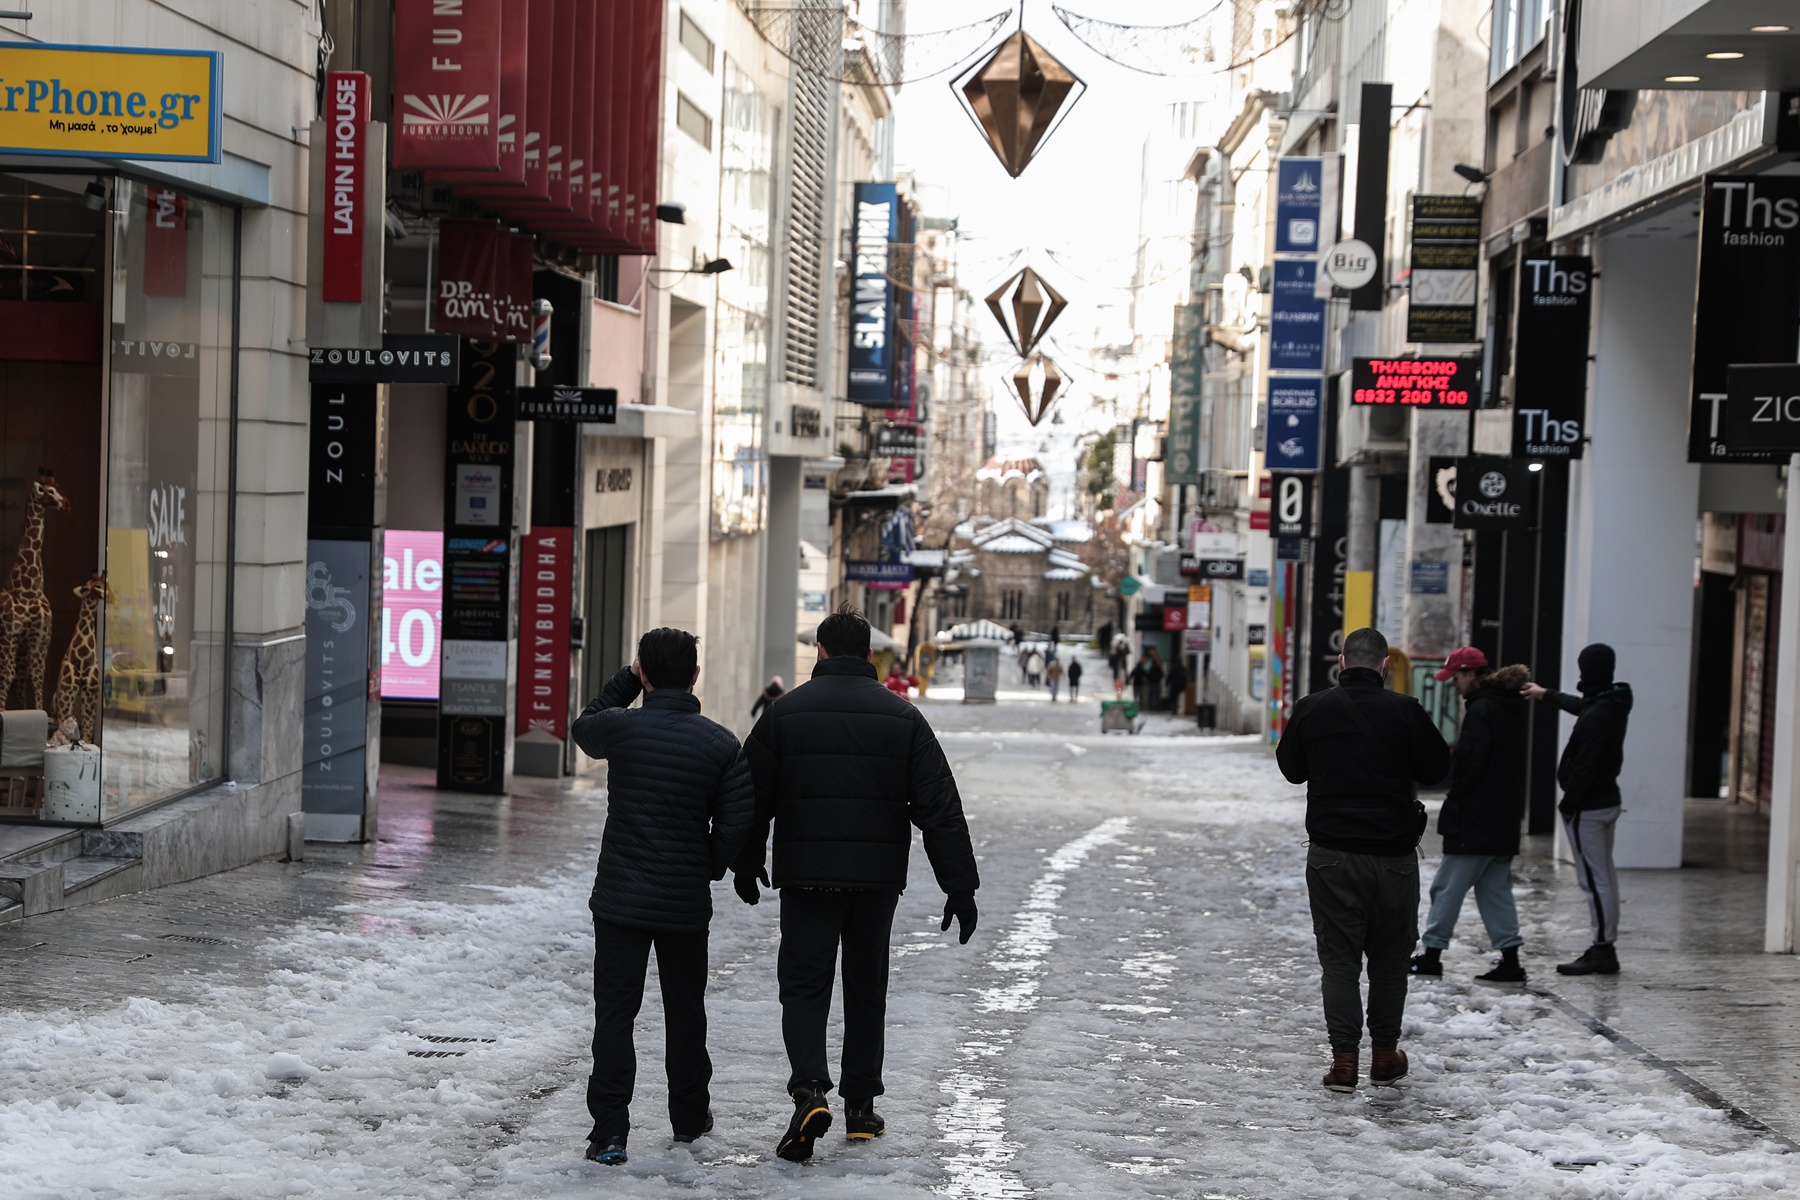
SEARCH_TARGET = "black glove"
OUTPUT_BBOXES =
[941,891,978,944]
[734,868,769,906]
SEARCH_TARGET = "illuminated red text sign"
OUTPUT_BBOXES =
[1351,356,1480,407]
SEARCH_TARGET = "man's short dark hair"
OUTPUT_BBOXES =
[638,627,699,689]
[816,604,872,659]
[1342,627,1389,670]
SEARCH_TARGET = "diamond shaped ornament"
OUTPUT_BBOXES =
[1011,354,1064,427]
[985,266,1069,357]
[959,30,1085,178]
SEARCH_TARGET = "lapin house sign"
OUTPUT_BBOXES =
[323,72,370,303]
[393,0,502,171]
[1690,175,1800,464]
[1513,256,1591,459]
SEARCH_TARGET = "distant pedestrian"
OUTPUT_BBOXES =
[1025,649,1044,688]
[1049,623,1061,649]
[1411,649,1531,984]
[1523,643,1632,976]
[752,676,785,718]
[1067,657,1083,700]
[571,629,756,1165]
[1010,622,1024,647]
[1128,658,1149,707]
[733,607,979,1162]
[1165,659,1188,715]
[1144,655,1165,712]
[1045,656,1065,701]
[883,660,919,700]
[1276,628,1452,1094]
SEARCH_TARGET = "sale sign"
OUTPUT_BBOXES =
[382,530,443,700]
[517,526,573,738]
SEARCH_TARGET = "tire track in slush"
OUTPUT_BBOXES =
[935,817,1131,1199]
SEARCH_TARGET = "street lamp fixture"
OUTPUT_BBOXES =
[1453,163,1489,185]
[655,202,687,225]
[648,257,734,277]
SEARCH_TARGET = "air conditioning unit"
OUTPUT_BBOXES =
[1337,377,1409,461]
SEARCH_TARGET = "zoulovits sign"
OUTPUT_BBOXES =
[0,42,222,163]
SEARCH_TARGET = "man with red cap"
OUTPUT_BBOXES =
[1411,647,1533,983]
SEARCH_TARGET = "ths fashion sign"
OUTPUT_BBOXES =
[1513,256,1591,459]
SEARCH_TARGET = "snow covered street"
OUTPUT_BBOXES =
[4,692,1799,1198]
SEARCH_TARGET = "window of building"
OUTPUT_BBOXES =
[679,11,715,72]
[676,93,713,149]
[1055,591,1071,622]
[1490,0,1550,82]
[1000,589,1024,621]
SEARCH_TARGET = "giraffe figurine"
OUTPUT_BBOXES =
[52,572,105,742]
[0,470,71,712]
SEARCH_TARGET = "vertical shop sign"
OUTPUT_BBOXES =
[322,72,370,302]
[1513,256,1591,458]
[1350,83,1391,312]
[303,539,372,835]
[501,233,535,344]
[1167,303,1204,484]
[848,182,898,404]
[435,218,503,340]
[142,188,188,297]
[307,383,380,533]
[1269,260,1325,370]
[1266,377,1324,472]
[392,0,503,171]
[429,4,528,187]
[1689,174,1800,464]
[517,527,573,738]
[1275,157,1323,254]
[1308,460,1351,691]
[1406,195,1481,343]
[521,0,554,198]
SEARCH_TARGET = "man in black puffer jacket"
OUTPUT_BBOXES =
[570,627,754,1166]
[1277,627,1451,1095]
[1410,649,1532,984]
[732,606,979,1163]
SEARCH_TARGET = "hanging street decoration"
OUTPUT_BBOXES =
[986,266,1070,357]
[1012,354,1065,426]
[955,29,1085,178]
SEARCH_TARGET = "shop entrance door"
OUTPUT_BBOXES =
[582,526,628,705]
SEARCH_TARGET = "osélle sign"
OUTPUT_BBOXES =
[0,42,221,163]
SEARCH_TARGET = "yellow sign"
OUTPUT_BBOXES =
[0,42,221,163]
[1343,571,1374,641]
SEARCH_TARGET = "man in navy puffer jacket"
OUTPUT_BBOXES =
[571,627,755,1166]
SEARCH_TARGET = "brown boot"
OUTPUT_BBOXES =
[1369,1046,1409,1086]
[1322,1050,1358,1093]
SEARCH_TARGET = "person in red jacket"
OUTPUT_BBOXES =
[883,659,919,700]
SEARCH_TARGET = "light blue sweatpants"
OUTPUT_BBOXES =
[1420,854,1523,951]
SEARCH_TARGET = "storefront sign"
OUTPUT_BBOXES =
[1321,239,1376,290]
[308,334,461,384]
[1247,623,1268,645]
[1166,304,1204,484]
[1274,157,1323,253]
[1426,455,1459,524]
[1690,175,1800,463]
[303,539,372,828]
[111,331,199,377]
[1162,606,1188,632]
[323,72,371,302]
[382,530,443,700]
[307,383,381,536]
[1350,357,1478,407]
[848,182,898,405]
[1195,558,1245,581]
[1513,255,1591,459]
[143,188,188,297]
[1453,457,1535,530]
[518,385,618,423]
[517,526,573,738]
[1179,555,1200,577]
[791,405,822,438]
[1270,472,1314,539]
[435,218,504,339]
[501,233,534,344]
[1406,194,1481,343]
[846,559,912,588]
[1266,377,1323,471]
[429,2,529,187]
[1723,364,1800,454]
[1248,568,1269,587]
[0,42,222,163]
[1270,260,1326,371]
[1183,628,1211,654]
[1192,530,1237,558]
[440,636,508,716]
[1409,561,1451,594]
[393,0,502,171]
[876,423,919,459]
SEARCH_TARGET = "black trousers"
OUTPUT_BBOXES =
[1304,845,1419,1054]
[587,916,712,1143]
[778,887,900,1100]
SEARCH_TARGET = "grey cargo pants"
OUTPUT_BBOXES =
[1305,844,1420,1054]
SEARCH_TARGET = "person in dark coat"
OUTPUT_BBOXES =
[1067,656,1083,700]
[751,675,785,717]
[1165,658,1188,714]
[1128,657,1149,707]
[1144,655,1165,711]
[733,606,980,1162]
[1411,649,1532,983]
[570,628,756,1166]
[1524,642,1633,976]
[1276,627,1452,1094]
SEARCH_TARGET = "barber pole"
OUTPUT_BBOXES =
[323,71,370,303]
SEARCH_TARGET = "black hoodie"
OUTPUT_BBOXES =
[1549,682,1634,814]
[1438,665,1531,856]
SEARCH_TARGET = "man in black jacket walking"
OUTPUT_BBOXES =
[733,606,980,1162]
[1524,642,1633,976]
[1410,648,1532,983]
[1276,628,1452,1094]
[570,628,755,1166]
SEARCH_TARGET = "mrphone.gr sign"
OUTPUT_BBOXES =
[0,42,221,162]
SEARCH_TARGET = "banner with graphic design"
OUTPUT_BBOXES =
[393,0,502,170]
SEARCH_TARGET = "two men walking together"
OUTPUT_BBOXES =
[571,608,978,1165]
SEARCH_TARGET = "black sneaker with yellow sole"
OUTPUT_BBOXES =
[844,1098,885,1141]
[777,1084,833,1162]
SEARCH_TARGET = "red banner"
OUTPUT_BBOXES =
[435,218,502,339]
[501,234,534,345]
[142,188,187,297]
[322,71,370,302]
[517,526,574,738]
[431,3,528,188]
[392,0,502,171]
[521,0,555,199]
[565,0,595,221]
